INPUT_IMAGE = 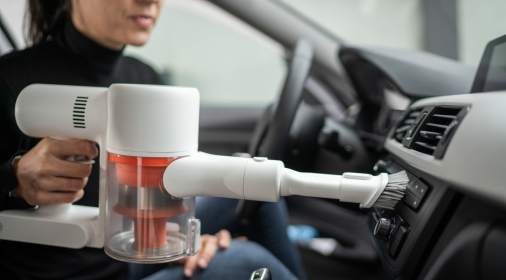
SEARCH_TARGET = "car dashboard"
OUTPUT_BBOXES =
[372,93,506,280]
[335,46,506,279]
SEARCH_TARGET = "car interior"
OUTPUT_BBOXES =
[1,0,505,279]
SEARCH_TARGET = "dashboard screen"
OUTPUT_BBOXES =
[471,35,506,93]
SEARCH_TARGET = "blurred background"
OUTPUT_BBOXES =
[2,0,506,107]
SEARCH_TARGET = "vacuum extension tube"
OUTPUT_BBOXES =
[105,154,200,263]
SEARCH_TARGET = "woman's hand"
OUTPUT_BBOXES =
[178,229,235,278]
[11,138,98,206]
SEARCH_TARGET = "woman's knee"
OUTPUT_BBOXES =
[142,241,299,280]
[207,240,298,280]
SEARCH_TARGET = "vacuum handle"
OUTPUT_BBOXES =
[33,154,96,214]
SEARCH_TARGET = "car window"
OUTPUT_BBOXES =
[458,0,506,65]
[0,0,25,52]
[276,0,506,66]
[276,0,423,51]
[125,0,287,107]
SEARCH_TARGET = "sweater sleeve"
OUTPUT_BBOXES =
[0,74,32,210]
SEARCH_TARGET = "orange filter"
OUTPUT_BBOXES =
[109,154,178,187]
[109,153,187,250]
[112,206,188,249]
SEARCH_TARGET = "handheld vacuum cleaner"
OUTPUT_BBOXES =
[0,84,408,263]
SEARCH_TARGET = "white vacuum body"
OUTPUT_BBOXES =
[7,84,202,263]
[1,83,406,263]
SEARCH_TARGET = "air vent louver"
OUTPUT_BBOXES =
[398,105,469,159]
[411,107,462,156]
[393,109,421,143]
[73,96,88,129]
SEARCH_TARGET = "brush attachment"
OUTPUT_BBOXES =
[371,171,409,209]
[163,153,410,210]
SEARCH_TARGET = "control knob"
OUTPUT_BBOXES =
[374,218,393,240]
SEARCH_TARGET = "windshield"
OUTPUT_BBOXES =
[276,0,506,65]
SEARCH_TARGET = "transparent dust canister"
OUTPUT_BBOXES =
[105,153,200,263]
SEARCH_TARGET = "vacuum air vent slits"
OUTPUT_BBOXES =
[393,109,422,143]
[73,96,88,129]
[401,106,469,159]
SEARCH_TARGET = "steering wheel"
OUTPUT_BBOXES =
[238,38,314,224]
[250,38,314,158]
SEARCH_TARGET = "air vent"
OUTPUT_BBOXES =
[393,109,422,143]
[401,106,469,158]
[73,96,88,129]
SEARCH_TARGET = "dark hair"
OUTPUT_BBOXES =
[26,0,71,44]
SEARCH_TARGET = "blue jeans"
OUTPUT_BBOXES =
[196,197,305,279]
[129,197,305,280]
[131,241,298,280]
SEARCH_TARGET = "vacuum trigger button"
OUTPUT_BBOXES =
[253,157,268,162]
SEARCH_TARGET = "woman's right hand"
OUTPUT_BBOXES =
[11,138,98,206]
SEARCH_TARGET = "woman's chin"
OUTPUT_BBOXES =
[124,33,151,47]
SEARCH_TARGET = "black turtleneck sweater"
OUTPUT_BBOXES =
[0,21,162,279]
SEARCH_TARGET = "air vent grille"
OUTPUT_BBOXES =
[412,107,461,155]
[393,105,469,159]
[393,109,421,143]
[73,96,88,129]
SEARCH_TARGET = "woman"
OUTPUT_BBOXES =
[0,0,305,279]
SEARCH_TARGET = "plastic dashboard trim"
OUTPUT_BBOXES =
[384,92,506,208]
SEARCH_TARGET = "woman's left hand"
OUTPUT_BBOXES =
[178,229,233,278]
